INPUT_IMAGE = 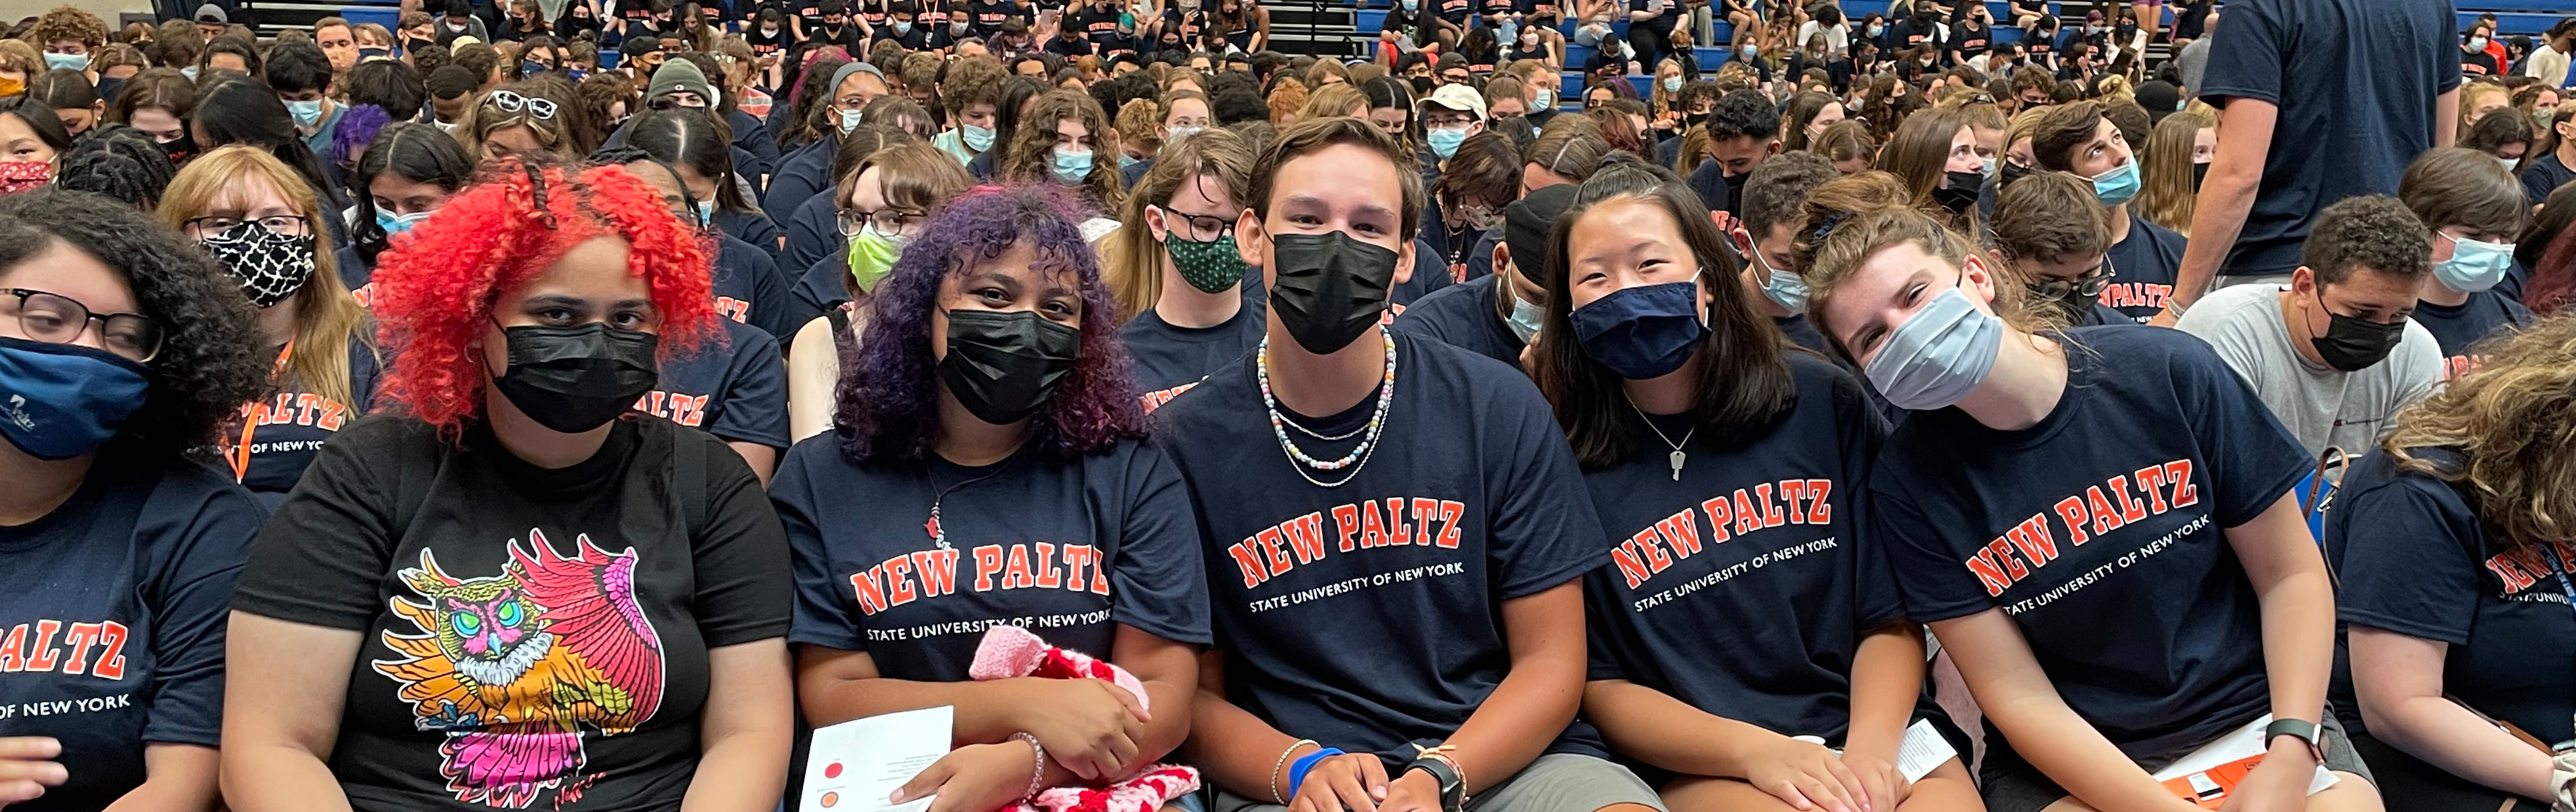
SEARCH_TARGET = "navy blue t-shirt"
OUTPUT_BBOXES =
[783,193,843,273]
[335,244,382,308]
[794,251,852,315]
[730,108,781,188]
[644,318,791,450]
[1390,273,1524,367]
[2522,152,2575,208]
[1390,237,1458,318]
[2411,291,2531,382]
[716,232,810,341]
[2326,447,2576,745]
[714,208,786,264]
[1121,294,1265,411]
[2100,214,2183,321]
[237,337,383,508]
[762,134,840,226]
[1584,354,1907,746]
[1153,331,1612,767]
[2195,0,2461,277]
[0,455,262,812]
[775,437,1213,679]
[1873,325,2311,761]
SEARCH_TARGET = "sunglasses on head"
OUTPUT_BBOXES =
[488,89,558,119]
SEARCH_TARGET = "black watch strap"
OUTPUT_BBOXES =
[2264,717,2327,763]
[1404,758,1465,812]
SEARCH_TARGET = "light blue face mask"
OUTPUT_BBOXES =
[1863,280,2004,411]
[375,207,434,235]
[839,108,864,134]
[1052,147,1094,182]
[43,52,87,71]
[2089,159,2140,206]
[2434,232,2516,293]
[693,199,715,227]
[1505,287,1543,342]
[1982,156,1997,176]
[1426,127,1467,159]
[963,123,995,152]
[180,66,199,81]
[894,20,913,34]
[286,99,325,129]
[1738,233,1806,313]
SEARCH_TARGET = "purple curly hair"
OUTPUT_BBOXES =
[835,183,1146,462]
[333,104,394,167]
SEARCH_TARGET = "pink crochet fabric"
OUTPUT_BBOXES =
[968,626,1201,812]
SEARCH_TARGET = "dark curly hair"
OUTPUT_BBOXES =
[0,188,266,457]
[54,123,175,209]
[835,184,1144,463]
[2304,194,2433,286]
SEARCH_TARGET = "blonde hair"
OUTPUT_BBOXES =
[1298,83,1367,122]
[2135,105,2214,235]
[1102,128,1255,321]
[1802,203,2045,359]
[2385,314,2576,550]
[159,146,370,409]
[1115,96,1163,159]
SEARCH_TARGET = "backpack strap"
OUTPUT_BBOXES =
[675,426,707,540]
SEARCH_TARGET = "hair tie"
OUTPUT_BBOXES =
[1810,209,1851,245]
[523,161,558,230]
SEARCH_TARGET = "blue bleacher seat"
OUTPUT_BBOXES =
[1356,9,1387,35]
[342,7,400,32]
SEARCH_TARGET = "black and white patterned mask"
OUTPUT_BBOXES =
[202,222,318,309]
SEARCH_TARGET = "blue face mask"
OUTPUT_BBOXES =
[375,207,434,235]
[180,66,199,81]
[963,123,996,152]
[0,336,150,460]
[1118,153,1142,171]
[1570,281,1707,380]
[564,67,589,82]
[1426,127,1466,159]
[1505,288,1543,342]
[693,199,715,226]
[43,52,87,71]
[1052,147,1094,182]
[522,60,550,76]
[894,20,913,33]
[1737,233,1806,313]
[286,99,325,129]
[2434,232,2516,293]
[2088,159,2140,206]
[839,108,865,133]
[1864,280,2003,411]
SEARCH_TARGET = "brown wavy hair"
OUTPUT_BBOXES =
[2385,314,2576,549]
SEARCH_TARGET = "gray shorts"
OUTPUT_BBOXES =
[1978,713,2375,812]
[1211,753,1668,812]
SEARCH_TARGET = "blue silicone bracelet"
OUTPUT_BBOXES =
[1287,747,1345,798]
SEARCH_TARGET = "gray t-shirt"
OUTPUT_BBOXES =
[2176,36,2211,96]
[2174,283,2441,464]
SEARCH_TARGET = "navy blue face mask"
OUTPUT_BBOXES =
[0,336,150,460]
[1569,281,1707,380]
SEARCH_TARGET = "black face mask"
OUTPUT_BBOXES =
[489,322,661,433]
[1934,170,1983,213]
[2308,291,2407,373]
[158,136,194,166]
[937,309,1083,425]
[1998,160,2031,190]
[1720,169,1752,217]
[1410,75,1435,94]
[2190,161,2210,192]
[1270,231,1400,354]
[1684,110,1709,128]
[405,37,436,53]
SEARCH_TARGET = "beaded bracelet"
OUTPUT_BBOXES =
[1010,732,1047,803]
[1270,739,1318,804]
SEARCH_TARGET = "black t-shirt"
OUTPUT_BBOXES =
[1873,325,2311,761]
[2410,291,2532,382]
[747,22,791,56]
[1075,4,1120,42]
[1045,32,1096,55]
[237,338,383,507]
[1121,294,1266,411]
[1584,354,1909,746]
[2099,214,2184,322]
[776,437,1213,678]
[2196,0,2461,278]
[1947,20,1989,60]
[970,0,1016,37]
[2463,49,2501,78]
[2327,447,2575,744]
[1627,0,1676,34]
[1153,332,1611,767]
[1436,0,1472,24]
[648,319,791,450]
[232,415,790,811]
[1094,30,1141,59]
[1389,273,1524,368]
[0,456,261,812]
[2522,152,2576,208]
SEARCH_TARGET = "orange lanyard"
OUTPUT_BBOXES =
[228,343,293,483]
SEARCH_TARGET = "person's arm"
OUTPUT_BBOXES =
[726,442,778,483]
[1629,0,1655,24]
[2350,628,2555,800]
[99,744,220,812]
[2213,494,2337,810]
[795,646,1150,781]
[2434,86,2461,149]
[2157,96,2274,325]
[1249,6,1267,49]
[1932,609,2201,812]
[218,614,362,812]
[1838,622,1928,805]
[1381,580,1587,810]
[1583,679,1868,811]
[679,639,793,812]
[785,314,846,443]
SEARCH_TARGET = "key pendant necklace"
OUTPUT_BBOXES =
[1629,401,1694,481]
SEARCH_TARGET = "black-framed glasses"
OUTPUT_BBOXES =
[1153,206,1232,241]
[2031,260,2114,300]
[487,89,558,119]
[5,289,163,362]
[837,207,927,237]
[182,214,311,238]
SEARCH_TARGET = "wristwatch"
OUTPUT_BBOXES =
[1403,757,1466,812]
[2264,718,2327,765]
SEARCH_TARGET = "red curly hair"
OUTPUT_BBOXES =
[371,156,719,440]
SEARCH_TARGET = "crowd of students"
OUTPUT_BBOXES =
[0,0,2571,811]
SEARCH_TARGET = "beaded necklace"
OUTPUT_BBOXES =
[1257,333,1397,488]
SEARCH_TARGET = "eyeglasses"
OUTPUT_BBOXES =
[838,207,927,237]
[182,214,311,238]
[488,89,558,119]
[2031,260,2115,300]
[5,289,163,362]
[1153,207,1232,241]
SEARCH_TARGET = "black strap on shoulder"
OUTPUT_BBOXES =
[675,425,707,540]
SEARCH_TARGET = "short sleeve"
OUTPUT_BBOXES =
[1581,569,1629,682]
[1107,441,1215,646]
[709,331,792,450]
[1873,482,1991,624]
[232,415,411,629]
[2192,0,2283,106]
[2173,336,2310,528]
[776,441,867,651]
[2388,322,2445,425]
[2333,474,2480,646]
[686,430,793,647]
[1484,366,1609,599]
[140,479,264,746]
[1831,370,1903,631]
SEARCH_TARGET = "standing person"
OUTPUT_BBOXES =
[2395,148,2533,380]
[2523,18,2576,89]
[0,190,268,812]
[218,157,793,812]
[1159,116,1668,812]
[1104,128,1263,407]
[2026,101,2184,323]
[2329,315,2576,812]
[779,184,1209,812]
[340,123,475,308]
[1802,204,2380,812]
[2161,0,2461,322]
[159,146,377,507]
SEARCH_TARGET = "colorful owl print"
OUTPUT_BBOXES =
[373,529,668,809]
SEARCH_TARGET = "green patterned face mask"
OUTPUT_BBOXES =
[1165,232,1247,294]
[847,230,904,293]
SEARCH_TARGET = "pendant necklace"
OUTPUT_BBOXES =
[1630,400,1694,481]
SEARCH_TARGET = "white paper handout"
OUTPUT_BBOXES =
[2149,715,2338,808]
[1790,718,1957,783]
[800,706,955,812]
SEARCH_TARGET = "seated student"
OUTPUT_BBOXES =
[764,62,887,221]
[194,79,351,248]
[1989,171,2144,327]
[2024,101,2180,323]
[632,62,785,248]
[2395,148,2534,381]
[930,55,1008,165]
[25,70,99,139]
[341,123,474,308]
[2518,98,2576,209]
[424,64,480,132]
[1104,129,1264,409]
[2331,315,2576,812]
[455,80,584,165]
[1004,90,1127,224]
[1415,130,1515,287]
[2177,196,2445,462]
[1391,180,1570,368]
[0,190,269,812]
[1802,205,2380,812]
[1685,90,1782,226]
[1157,116,1667,812]
[221,157,793,812]
[784,125,907,279]
[1537,157,1980,812]
[266,41,345,165]
[159,146,380,507]
[625,108,804,338]
[1722,152,1839,352]
[784,140,972,441]
[778,184,1207,812]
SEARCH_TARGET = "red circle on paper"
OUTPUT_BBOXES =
[825,762,844,779]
